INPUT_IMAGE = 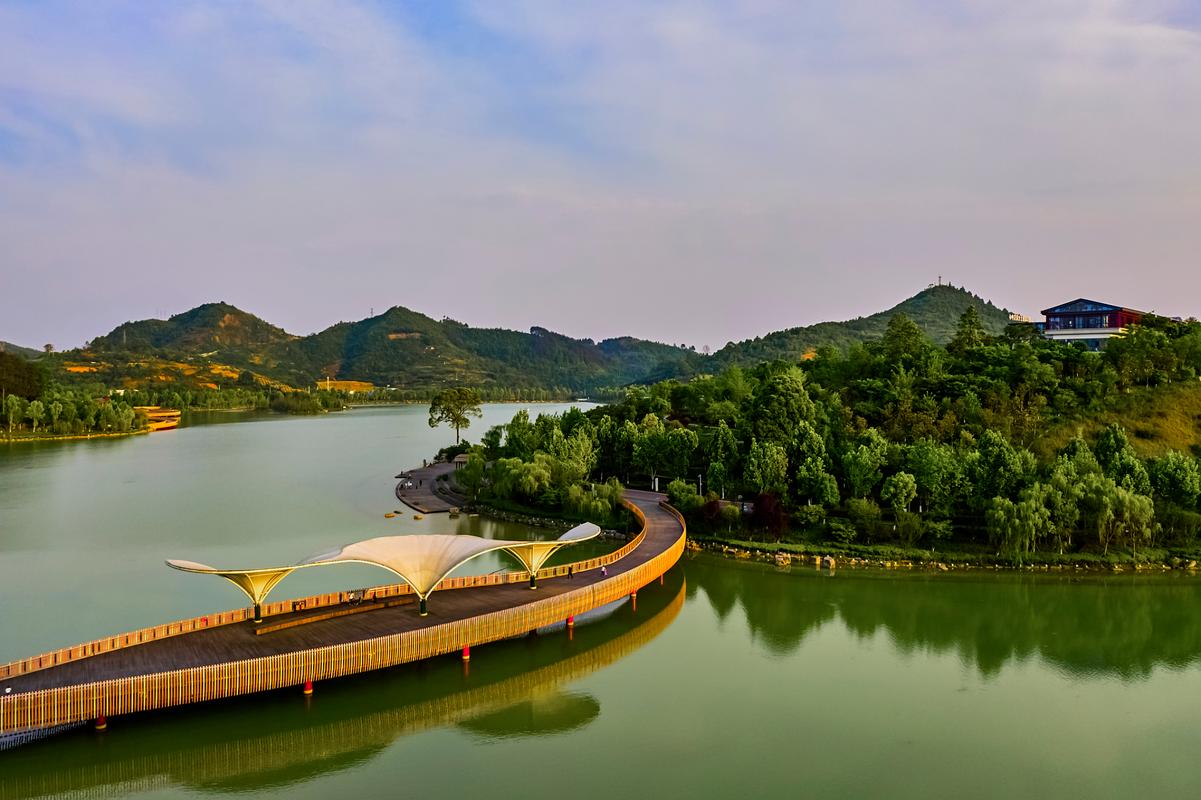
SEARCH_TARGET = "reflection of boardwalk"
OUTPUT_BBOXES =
[395,462,460,513]
[0,491,685,741]
[0,578,685,800]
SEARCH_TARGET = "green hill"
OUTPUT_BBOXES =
[65,285,1016,392]
[83,303,691,392]
[712,285,1011,366]
[89,302,296,355]
[0,341,43,359]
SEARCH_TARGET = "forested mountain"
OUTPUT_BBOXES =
[0,341,42,359]
[90,302,297,355]
[712,285,1011,366]
[81,302,691,392]
[56,285,1014,393]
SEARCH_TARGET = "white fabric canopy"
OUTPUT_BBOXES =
[302,535,527,599]
[168,523,603,615]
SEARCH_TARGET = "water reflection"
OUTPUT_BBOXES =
[0,573,684,800]
[686,554,1201,679]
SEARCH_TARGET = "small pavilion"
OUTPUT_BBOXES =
[167,523,601,619]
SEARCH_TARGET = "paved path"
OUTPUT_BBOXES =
[394,462,461,513]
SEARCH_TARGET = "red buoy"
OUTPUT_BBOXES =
[462,645,471,662]
[94,714,107,732]
[303,680,313,696]
[567,615,575,628]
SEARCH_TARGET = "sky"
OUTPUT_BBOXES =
[2,0,1200,351]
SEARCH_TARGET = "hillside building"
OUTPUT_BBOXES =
[1038,298,1145,350]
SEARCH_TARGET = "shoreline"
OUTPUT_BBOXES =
[687,535,1201,574]
[1,429,149,444]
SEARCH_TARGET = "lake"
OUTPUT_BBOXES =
[3,404,1201,799]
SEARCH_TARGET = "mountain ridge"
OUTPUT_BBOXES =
[69,285,1016,392]
[711,284,1011,366]
[0,341,42,360]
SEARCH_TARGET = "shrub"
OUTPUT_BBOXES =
[719,503,742,533]
[895,509,923,546]
[794,504,826,530]
[666,478,703,514]
[847,498,882,540]
[826,519,856,545]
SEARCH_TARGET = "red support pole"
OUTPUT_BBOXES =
[303,680,313,696]
[462,645,471,662]
[94,714,107,732]
[567,615,574,628]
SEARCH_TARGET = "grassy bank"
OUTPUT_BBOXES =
[1,429,149,444]
[689,533,1201,572]
[1037,380,1201,460]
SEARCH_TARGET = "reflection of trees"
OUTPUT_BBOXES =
[457,692,601,738]
[0,575,685,800]
[688,555,1201,678]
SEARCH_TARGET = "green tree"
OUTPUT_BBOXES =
[633,413,668,486]
[547,427,598,488]
[704,420,737,498]
[947,305,988,354]
[881,471,917,516]
[5,394,24,434]
[1148,451,1201,508]
[1094,424,1151,495]
[480,425,505,460]
[457,450,487,499]
[26,399,44,434]
[970,430,1035,508]
[505,409,536,460]
[664,427,699,482]
[844,428,889,498]
[427,388,483,444]
[905,439,960,516]
[877,313,933,365]
[986,495,1051,565]
[743,439,789,496]
[745,367,814,448]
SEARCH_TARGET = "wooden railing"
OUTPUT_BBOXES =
[0,501,649,682]
[0,502,685,734]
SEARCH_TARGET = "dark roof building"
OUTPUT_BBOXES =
[1040,298,1145,350]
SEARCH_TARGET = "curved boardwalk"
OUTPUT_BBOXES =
[1,576,686,799]
[0,491,685,740]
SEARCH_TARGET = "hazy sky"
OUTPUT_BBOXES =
[3,1,1200,351]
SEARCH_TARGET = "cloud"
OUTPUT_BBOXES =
[2,0,1201,350]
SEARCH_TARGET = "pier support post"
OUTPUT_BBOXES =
[253,603,263,624]
[303,680,313,696]
[94,714,107,732]
[631,592,637,612]
[529,573,537,589]
[419,597,428,616]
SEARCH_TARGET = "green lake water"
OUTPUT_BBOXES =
[3,404,1201,799]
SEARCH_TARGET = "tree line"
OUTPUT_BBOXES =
[445,309,1201,563]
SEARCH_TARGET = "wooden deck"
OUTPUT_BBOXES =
[0,491,684,731]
